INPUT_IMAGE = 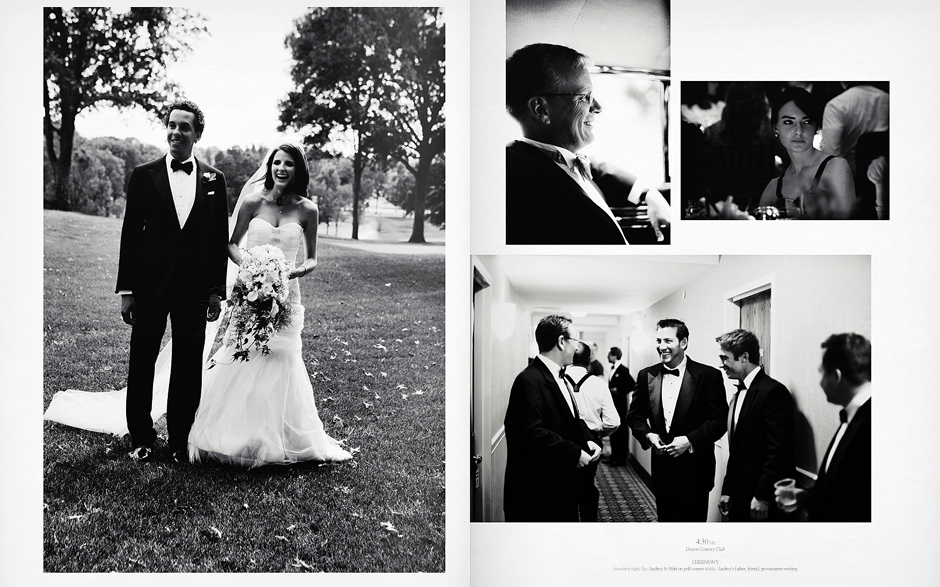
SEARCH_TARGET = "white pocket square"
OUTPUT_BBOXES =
[208,191,215,195]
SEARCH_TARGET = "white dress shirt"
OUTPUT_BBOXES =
[565,365,620,435]
[166,154,198,228]
[536,355,576,417]
[661,355,688,433]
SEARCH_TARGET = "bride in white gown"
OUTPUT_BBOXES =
[189,144,351,466]
[45,144,352,467]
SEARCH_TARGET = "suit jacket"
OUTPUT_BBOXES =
[505,140,636,245]
[504,358,591,522]
[608,363,635,416]
[808,399,871,522]
[116,156,229,304]
[625,359,728,495]
[721,369,796,516]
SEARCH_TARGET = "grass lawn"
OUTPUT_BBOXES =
[42,210,445,573]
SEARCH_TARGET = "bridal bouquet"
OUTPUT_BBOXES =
[225,244,295,362]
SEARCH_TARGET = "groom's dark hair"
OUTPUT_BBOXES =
[264,144,310,198]
[163,99,205,139]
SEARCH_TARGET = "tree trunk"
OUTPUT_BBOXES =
[408,151,431,244]
[53,112,77,211]
[352,148,362,240]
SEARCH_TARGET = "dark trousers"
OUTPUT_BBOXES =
[126,294,207,451]
[578,428,603,522]
[655,487,709,522]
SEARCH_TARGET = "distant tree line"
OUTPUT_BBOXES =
[43,136,444,230]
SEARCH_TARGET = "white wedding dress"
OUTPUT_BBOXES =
[188,217,352,466]
[45,216,352,468]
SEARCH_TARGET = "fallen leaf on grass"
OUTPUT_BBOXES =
[380,521,403,537]
[286,524,296,532]
[292,557,312,569]
[363,401,373,409]
[210,526,223,539]
[412,390,424,396]
[363,385,369,391]
[67,514,84,520]
[384,283,391,287]
[333,415,344,427]
[275,535,289,542]
[364,371,373,377]
[380,372,388,377]
[401,394,409,400]
[396,384,407,390]
[351,512,362,518]
[373,344,387,351]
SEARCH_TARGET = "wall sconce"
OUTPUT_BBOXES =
[492,302,517,340]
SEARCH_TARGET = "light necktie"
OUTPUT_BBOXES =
[574,155,592,181]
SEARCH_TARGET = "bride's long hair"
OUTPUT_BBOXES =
[262,143,311,204]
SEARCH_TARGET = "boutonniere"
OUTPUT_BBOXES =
[202,172,217,184]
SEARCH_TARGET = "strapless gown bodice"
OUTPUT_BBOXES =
[246,217,303,300]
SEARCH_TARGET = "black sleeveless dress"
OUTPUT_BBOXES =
[774,155,836,212]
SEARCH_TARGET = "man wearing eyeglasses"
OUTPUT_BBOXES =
[505,43,670,244]
[503,315,602,522]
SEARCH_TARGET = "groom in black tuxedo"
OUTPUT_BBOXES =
[116,99,229,462]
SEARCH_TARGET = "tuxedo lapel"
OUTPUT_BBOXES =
[672,362,698,431]
[183,159,210,231]
[534,359,574,422]
[733,371,762,441]
[648,369,666,434]
[147,158,176,220]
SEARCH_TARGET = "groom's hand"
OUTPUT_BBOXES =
[207,295,222,322]
[121,294,136,325]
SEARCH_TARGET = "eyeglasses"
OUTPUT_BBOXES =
[564,334,583,345]
[540,92,594,105]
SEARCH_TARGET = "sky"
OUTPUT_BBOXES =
[75,6,309,151]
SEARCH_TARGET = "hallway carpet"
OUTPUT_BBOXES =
[595,459,657,522]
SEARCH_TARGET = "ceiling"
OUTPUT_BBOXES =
[490,255,720,319]
[506,0,670,72]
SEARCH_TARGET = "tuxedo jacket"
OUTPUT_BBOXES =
[721,370,796,514]
[808,399,871,522]
[115,156,229,305]
[505,140,637,245]
[503,358,591,522]
[625,359,728,495]
[608,363,635,416]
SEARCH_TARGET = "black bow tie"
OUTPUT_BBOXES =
[662,367,680,377]
[171,159,193,174]
[735,381,747,392]
[839,409,847,424]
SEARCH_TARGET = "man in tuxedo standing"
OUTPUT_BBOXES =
[504,43,670,244]
[775,333,871,522]
[116,99,229,463]
[717,329,795,522]
[606,346,634,467]
[625,319,728,522]
[503,315,602,522]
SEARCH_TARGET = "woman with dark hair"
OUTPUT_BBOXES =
[757,88,855,219]
[187,145,353,466]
